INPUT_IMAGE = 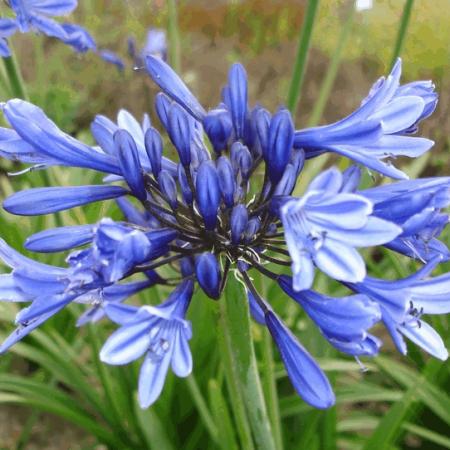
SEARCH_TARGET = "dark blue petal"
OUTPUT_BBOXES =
[115,129,147,201]
[195,252,221,299]
[167,102,192,166]
[244,217,261,242]
[158,170,178,209]
[230,204,248,244]
[177,165,193,205]
[246,289,265,325]
[155,92,171,130]
[266,109,294,184]
[203,108,233,154]
[228,63,248,140]
[4,185,128,216]
[145,127,163,176]
[216,158,235,204]
[255,108,271,159]
[196,161,221,230]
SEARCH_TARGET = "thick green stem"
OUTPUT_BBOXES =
[218,276,276,450]
[2,50,28,100]
[287,0,320,117]
[390,0,414,69]
[167,0,181,72]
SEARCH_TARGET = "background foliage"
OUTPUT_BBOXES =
[0,1,449,448]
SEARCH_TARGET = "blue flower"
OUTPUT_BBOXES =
[100,280,194,408]
[0,0,96,54]
[361,176,450,261]
[0,57,447,411]
[293,59,436,179]
[279,275,382,357]
[345,258,449,360]
[280,167,401,290]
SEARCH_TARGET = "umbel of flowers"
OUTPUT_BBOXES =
[0,56,448,409]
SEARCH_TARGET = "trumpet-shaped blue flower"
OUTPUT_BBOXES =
[280,168,401,290]
[293,59,436,179]
[345,258,449,360]
[100,280,193,408]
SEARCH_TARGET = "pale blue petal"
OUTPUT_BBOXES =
[400,320,448,361]
[138,348,173,408]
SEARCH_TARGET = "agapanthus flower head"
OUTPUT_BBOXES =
[0,55,448,409]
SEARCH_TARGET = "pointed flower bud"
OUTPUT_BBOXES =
[196,161,221,230]
[203,108,233,154]
[114,129,147,201]
[267,109,294,185]
[145,127,163,177]
[155,92,171,130]
[158,170,178,209]
[177,165,193,205]
[195,252,221,299]
[168,103,192,167]
[228,63,248,140]
[244,217,261,242]
[230,204,248,244]
[255,108,271,159]
[216,156,236,208]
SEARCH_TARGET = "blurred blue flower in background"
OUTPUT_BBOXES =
[0,55,448,410]
[0,0,95,53]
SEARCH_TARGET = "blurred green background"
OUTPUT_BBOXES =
[0,1,449,449]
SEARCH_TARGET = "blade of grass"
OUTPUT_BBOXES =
[261,329,284,450]
[186,374,219,443]
[363,358,444,450]
[208,379,240,450]
[307,6,355,126]
[390,0,415,69]
[133,394,176,450]
[287,0,320,116]
[403,423,450,449]
[167,0,181,72]
[376,356,450,425]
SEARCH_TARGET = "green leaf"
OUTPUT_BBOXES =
[133,393,176,450]
[403,422,450,449]
[208,379,240,450]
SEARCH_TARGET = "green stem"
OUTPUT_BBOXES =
[262,329,284,450]
[2,50,28,100]
[390,0,414,69]
[167,0,181,72]
[186,374,219,443]
[218,276,276,450]
[307,6,355,127]
[287,0,320,116]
